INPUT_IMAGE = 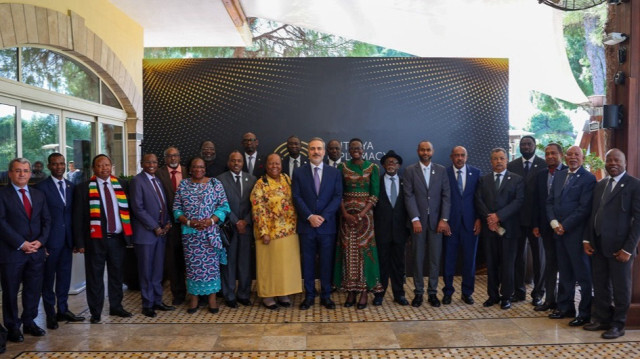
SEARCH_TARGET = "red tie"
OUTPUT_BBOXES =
[19,188,32,220]
[171,170,178,191]
[104,182,116,233]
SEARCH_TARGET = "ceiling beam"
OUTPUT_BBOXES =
[221,0,252,47]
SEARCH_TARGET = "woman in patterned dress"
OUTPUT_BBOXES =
[334,138,384,309]
[173,157,230,314]
[250,153,302,310]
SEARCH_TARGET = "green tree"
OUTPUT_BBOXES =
[526,110,575,147]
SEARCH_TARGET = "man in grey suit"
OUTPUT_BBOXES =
[583,149,640,339]
[403,141,451,307]
[217,151,257,308]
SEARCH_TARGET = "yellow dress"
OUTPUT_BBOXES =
[250,174,302,297]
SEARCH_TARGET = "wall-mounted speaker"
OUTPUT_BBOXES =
[602,104,623,129]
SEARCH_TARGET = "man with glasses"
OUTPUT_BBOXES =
[241,132,266,177]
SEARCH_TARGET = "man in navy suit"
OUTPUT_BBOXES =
[403,141,451,307]
[442,146,481,305]
[282,135,309,179]
[546,145,595,326]
[475,148,524,310]
[130,154,175,318]
[293,137,343,310]
[35,153,85,330]
[0,158,51,342]
[583,149,640,339]
[532,143,565,312]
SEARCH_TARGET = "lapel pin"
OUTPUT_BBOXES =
[507,176,511,180]
[621,184,625,188]
[432,170,435,175]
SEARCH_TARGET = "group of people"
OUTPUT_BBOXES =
[0,133,638,353]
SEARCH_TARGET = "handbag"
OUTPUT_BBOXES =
[218,218,234,248]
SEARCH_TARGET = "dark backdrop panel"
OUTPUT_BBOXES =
[143,57,508,173]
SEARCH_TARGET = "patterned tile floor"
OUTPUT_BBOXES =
[4,275,638,358]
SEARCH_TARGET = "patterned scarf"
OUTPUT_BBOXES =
[89,175,132,238]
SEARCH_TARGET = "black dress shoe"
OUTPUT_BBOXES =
[299,298,314,310]
[58,310,85,322]
[411,296,423,307]
[461,294,475,305]
[511,293,526,303]
[109,308,133,317]
[225,300,238,308]
[442,295,452,305]
[500,299,511,309]
[372,295,383,306]
[357,302,367,310]
[531,297,544,307]
[602,327,625,339]
[262,301,279,310]
[534,303,555,312]
[320,298,336,309]
[483,298,498,307]
[276,299,292,308]
[7,328,23,342]
[46,315,59,330]
[569,316,590,327]
[23,324,46,337]
[186,306,198,314]
[584,322,611,331]
[90,315,101,324]
[208,307,219,314]
[394,297,409,306]
[142,307,157,318]
[237,298,252,306]
[548,310,576,319]
[154,303,177,311]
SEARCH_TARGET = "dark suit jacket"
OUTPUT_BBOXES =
[242,152,266,178]
[282,154,309,178]
[217,171,257,225]
[205,160,226,178]
[129,172,170,245]
[35,176,74,249]
[531,164,565,236]
[374,174,409,242]
[324,158,343,168]
[0,184,51,263]
[585,173,640,257]
[475,171,524,238]
[447,164,481,232]
[292,163,343,235]
[156,165,187,218]
[507,155,547,227]
[403,162,451,230]
[73,178,132,251]
[546,166,596,236]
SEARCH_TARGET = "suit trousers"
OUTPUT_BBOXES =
[540,231,558,305]
[411,228,442,296]
[42,245,73,316]
[555,235,592,316]
[221,230,253,302]
[591,248,633,329]
[484,232,517,301]
[135,237,166,308]
[164,224,186,301]
[85,235,126,317]
[0,251,45,330]
[300,233,335,300]
[514,226,545,299]
[376,234,407,299]
[443,226,479,296]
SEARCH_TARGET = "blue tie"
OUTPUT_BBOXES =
[457,170,463,194]
[58,180,66,204]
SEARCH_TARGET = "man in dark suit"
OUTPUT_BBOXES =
[324,139,343,168]
[373,150,409,306]
[546,145,595,326]
[583,149,640,339]
[0,158,51,342]
[442,146,481,305]
[156,146,187,305]
[242,132,266,177]
[403,141,451,307]
[35,153,85,330]
[201,141,225,178]
[293,137,343,310]
[532,143,566,312]
[217,151,257,308]
[130,154,175,318]
[282,135,309,178]
[475,148,524,310]
[73,154,133,323]
[507,135,547,305]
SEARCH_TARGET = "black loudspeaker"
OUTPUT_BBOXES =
[603,104,623,129]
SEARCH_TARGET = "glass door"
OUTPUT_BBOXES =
[0,97,18,185]
[21,104,61,183]
[65,112,95,184]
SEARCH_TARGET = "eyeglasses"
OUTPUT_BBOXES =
[242,138,257,143]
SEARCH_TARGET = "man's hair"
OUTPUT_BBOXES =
[164,146,180,157]
[490,147,507,157]
[545,143,563,154]
[92,154,111,167]
[308,137,325,147]
[47,152,64,163]
[8,158,31,171]
[521,135,536,144]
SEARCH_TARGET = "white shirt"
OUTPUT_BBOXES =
[419,162,431,188]
[493,169,507,188]
[327,158,342,168]
[289,156,302,177]
[609,171,626,191]
[97,177,123,234]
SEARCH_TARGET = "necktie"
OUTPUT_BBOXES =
[235,175,242,196]
[524,160,530,176]
[104,182,116,234]
[293,159,299,177]
[333,161,338,168]
[595,178,615,236]
[19,188,32,220]
[248,155,254,174]
[457,170,463,194]
[389,177,398,207]
[58,180,66,204]
[313,166,321,195]
[563,173,574,188]
[495,173,502,191]
[601,178,615,202]
[170,170,178,191]
[151,178,167,224]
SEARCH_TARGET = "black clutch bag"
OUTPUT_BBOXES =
[218,218,234,248]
